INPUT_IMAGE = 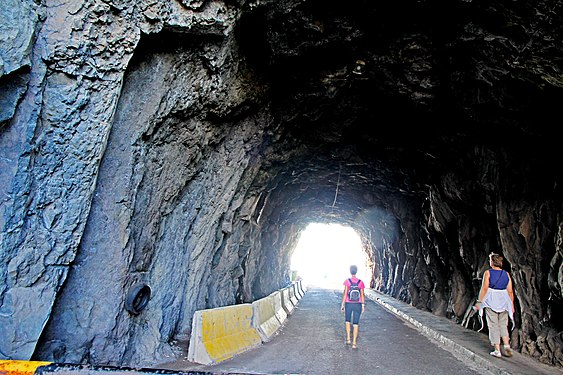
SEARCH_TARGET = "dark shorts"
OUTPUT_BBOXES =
[345,302,362,325]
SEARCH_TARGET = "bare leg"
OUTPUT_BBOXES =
[352,324,359,348]
[345,322,351,344]
[501,336,513,357]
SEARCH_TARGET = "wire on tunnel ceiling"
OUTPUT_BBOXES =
[332,164,341,207]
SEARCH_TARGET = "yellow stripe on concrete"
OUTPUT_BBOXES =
[201,304,261,363]
[188,304,262,365]
[0,360,51,375]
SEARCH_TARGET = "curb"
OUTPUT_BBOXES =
[364,290,512,375]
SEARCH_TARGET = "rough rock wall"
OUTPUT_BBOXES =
[1,0,562,370]
[495,171,562,365]
[0,0,277,365]
[1,0,138,360]
[34,31,272,365]
[371,146,562,367]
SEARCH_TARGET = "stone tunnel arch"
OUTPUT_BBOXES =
[0,0,561,370]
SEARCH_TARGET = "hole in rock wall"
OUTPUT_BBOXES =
[290,223,371,289]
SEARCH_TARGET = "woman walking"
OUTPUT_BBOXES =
[474,252,515,358]
[341,265,365,349]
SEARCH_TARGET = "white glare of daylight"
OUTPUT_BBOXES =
[291,223,371,289]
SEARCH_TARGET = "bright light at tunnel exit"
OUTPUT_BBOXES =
[290,223,371,290]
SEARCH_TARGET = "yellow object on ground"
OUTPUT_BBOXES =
[0,360,51,375]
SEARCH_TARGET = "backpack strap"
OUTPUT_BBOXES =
[490,270,504,289]
[349,278,360,286]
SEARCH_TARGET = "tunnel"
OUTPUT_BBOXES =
[0,0,562,370]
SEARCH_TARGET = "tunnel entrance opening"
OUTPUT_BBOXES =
[290,223,371,290]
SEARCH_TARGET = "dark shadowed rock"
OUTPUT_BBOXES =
[0,0,561,369]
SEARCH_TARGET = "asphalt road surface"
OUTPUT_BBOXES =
[159,287,493,375]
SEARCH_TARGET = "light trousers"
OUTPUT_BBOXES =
[485,307,509,344]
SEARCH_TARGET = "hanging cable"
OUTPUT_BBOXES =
[332,164,341,207]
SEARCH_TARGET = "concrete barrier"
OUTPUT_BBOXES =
[293,282,303,299]
[280,287,295,316]
[298,279,307,295]
[271,290,288,325]
[2,287,302,372]
[295,283,301,300]
[187,304,262,365]
[299,281,305,297]
[251,293,282,342]
[288,284,299,306]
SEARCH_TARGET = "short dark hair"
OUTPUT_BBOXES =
[489,253,503,268]
[350,265,358,275]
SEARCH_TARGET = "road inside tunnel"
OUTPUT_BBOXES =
[157,288,492,375]
[1,0,562,369]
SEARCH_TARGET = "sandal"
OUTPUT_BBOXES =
[503,345,513,357]
[345,339,351,345]
[352,344,357,349]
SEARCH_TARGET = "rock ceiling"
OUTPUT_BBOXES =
[235,0,561,225]
[0,0,561,369]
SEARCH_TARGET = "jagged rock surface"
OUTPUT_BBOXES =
[0,0,561,369]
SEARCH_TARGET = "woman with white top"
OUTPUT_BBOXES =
[474,252,515,358]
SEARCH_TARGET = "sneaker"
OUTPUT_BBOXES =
[503,345,513,357]
[490,350,502,358]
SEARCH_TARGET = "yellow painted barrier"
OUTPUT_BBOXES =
[187,304,262,365]
[0,360,51,375]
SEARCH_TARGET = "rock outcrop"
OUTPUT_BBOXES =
[0,0,561,369]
